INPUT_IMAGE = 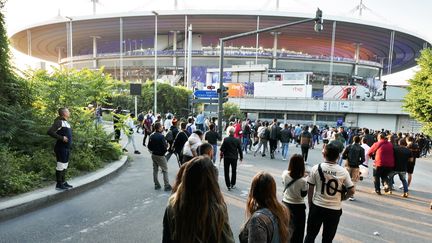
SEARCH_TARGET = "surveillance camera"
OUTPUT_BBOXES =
[314,22,323,33]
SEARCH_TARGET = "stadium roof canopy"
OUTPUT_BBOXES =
[10,10,431,73]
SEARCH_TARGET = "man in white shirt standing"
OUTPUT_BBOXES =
[304,143,354,243]
[360,137,372,178]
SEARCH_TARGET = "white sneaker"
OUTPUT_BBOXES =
[282,158,287,161]
[349,197,356,201]
[398,185,404,190]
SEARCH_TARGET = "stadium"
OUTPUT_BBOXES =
[9,10,431,131]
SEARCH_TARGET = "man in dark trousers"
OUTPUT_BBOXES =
[269,118,280,159]
[204,123,220,163]
[148,122,172,191]
[47,107,73,190]
[172,122,190,166]
[220,127,243,191]
[341,135,365,201]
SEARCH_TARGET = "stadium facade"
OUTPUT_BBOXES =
[10,10,431,132]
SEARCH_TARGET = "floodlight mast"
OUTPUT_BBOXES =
[217,9,323,137]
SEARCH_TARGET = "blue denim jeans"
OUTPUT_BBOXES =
[211,144,217,163]
[242,137,249,153]
[281,142,289,159]
[389,171,408,193]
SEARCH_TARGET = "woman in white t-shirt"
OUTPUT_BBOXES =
[282,154,308,243]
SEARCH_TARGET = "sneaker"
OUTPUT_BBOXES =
[63,182,73,188]
[227,186,231,191]
[164,185,172,192]
[56,183,68,190]
[375,190,382,195]
[399,185,404,190]
[155,185,161,190]
[262,154,266,157]
[134,150,141,154]
[348,197,355,201]
[231,185,236,189]
[402,192,409,198]
[282,158,287,161]
[122,148,128,152]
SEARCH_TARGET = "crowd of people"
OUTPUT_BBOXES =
[106,108,431,242]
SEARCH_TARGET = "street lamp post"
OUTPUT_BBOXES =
[65,16,73,68]
[217,9,323,137]
[152,11,159,114]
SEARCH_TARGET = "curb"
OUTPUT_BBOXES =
[0,155,129,222]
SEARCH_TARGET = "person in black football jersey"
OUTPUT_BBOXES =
[48,107,73,190]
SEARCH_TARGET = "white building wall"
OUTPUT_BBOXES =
[357,114,397,131]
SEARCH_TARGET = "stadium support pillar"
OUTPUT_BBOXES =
[91,36,100,69]
[387,31,395,75]
[186,25,193,89]
[255,16,260,65]
[353,43,361,76]
[329,21,336,85]
[172,30,177,67]
[27,30,32,56]
[271,32,280,69]
[57,47,63,64]
[184,15,188,87]
[153,11,159,114]
[119,17,123,82]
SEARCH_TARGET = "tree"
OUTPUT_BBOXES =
[223,102,244,120]
[403,48,432,135]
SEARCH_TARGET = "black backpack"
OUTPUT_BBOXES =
[347,144,364,167]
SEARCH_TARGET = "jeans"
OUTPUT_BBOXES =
[196,123,204,132]
[389,171,408,193]
[269,139,278,156]
[312,134,319,146]
[373,166,392,192]
[304,203,342,243]
[281,142,289,159]
[224,158,237,188]
[254,140,268,156]
[242,137,249,153]
[122,134,137,151]
[212,144,217,163]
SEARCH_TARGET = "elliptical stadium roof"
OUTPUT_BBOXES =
[10,10,431,73]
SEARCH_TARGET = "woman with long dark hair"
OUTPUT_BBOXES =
[239,172,291,243]
[282,154,308,243]
[163,156,234,243]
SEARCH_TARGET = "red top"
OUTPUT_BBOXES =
[368,139,395,168]
[234,123,243,139]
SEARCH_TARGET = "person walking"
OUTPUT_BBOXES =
[136,111,144,133]
[239,172,291,243]
[280,124,293,161]
[195,111,205,132]
[368,133,395,195]
[341,136,365,201]
[269,119,280,159]
[300,126,312,164]
[142,111,154,147]
[406,136,420,187]
[121,113,141,154]
[220,128,243,191]
[304,143,355,243]
[47,107,73,190]
[390,139,412,197]
[162,156,235,243]
[254,121,269,157]
[148,122,172,191]
[242,120,252,154]
[282,154,308,243]
[172,122,190,166]
[204,123,220,163]
[164,118,179,162]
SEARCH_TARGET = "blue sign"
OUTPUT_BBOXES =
[194,90,218,99]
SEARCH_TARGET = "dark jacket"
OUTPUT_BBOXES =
[173,130,189,154]
[280,128,292,143]
[342,143,365,168]
[148,131,168,156]
[393,145,412,172]
[269,124,280,140]
[47,117,72,148]
[205,130,220,145]
[220,135,243,160]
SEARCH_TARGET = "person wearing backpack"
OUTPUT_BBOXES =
[282,154,308,243]
[164,118,179,162]
[253,121,269,157]
[136,111,145,133]
[341,136,365,201]
[300,126,312,164]
[304,143,355,243]
[142,110,154,147]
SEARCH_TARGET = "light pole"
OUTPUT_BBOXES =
[65,16,73,68]
[217,9,323,137]
[152,11,159,114]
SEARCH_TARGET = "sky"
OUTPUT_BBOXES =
[3,0,431,85]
